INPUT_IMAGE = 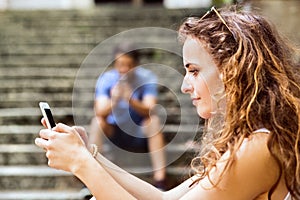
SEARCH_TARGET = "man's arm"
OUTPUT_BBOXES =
[94,96,114,119]
[128,95,156,117]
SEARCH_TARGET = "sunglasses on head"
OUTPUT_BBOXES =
[200,6,236,41]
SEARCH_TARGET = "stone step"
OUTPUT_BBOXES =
[0,165,84,190]
[0,53,181,69]
[106,143,198,171]
[0,165,191,191]
[0,7,186,26]
[0,55,85,66]
[0,11,179,27]
[0,53,181,70]
[0,78,180,93]
[0,27,177,44]
[0,75,183,89]
[0,99,189,115]
[0,125,41,144]
[0,13,177,29]
[0,101,75,110]
[0,166,192,200]
[0,78,183,94]
[1,55,179,74]
[0,79,185,109]
[0,6,193,19]
[0,33,105,45]
[0,103,196,125]
[0,43,181,57]
[0,107,76,125]
[0,144,47,165]
[0,67,78,78]
[0,91,75,105]
[0,95,182,108]
[0,79,76,93]
[0,190,83,200]
[0,123,201,145]
[0,141,199,166]
[0,104,196,118]
[0,43,95,55]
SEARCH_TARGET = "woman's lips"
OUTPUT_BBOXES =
[192,97,200,106]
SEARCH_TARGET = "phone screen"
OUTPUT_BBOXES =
[44,108,56,128]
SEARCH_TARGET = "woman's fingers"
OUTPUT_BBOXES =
[41,118,48,128]
[39,129,53,140]
[53,123,76,134]
[73,126,89,147]
[35,123,89,172]
[52,123,86,147]
[37,129,57,150]
[35,137,48,149]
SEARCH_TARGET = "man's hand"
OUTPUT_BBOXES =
[110,84,122,106]
[121,82,133,102]
[111,83,133,103]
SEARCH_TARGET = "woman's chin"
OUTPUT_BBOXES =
[197,109,211,119]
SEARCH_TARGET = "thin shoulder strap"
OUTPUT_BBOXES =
[254,128,290,200]
[284,192,291,200]
[253,128,270,133]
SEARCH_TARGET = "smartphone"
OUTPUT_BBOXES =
[39,102,56,129]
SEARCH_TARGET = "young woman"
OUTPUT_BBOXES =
[35,6,300,200]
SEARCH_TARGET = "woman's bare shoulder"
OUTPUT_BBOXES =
[180,132,280,200]
[236,132,279,184]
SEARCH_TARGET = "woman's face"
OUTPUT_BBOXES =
[181,37,224,119]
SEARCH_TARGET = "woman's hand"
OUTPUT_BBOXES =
[72,125,90,150]
[40,118,91,149]
[35,123,91,174]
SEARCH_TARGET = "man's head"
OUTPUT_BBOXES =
[113,43,140,75]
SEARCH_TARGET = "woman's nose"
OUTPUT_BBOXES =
[181,77,192,94]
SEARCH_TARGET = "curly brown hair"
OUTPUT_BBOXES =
[179,6,300,199]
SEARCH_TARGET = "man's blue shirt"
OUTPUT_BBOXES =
[95,67,158,128]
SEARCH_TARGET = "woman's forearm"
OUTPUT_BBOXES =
[73,152,136,200]
[94,152,165,200]
[35,123,189,200]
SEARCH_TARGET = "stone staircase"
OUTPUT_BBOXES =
[0,5,205,199]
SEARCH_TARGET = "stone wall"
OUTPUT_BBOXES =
[249,0,300,44]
